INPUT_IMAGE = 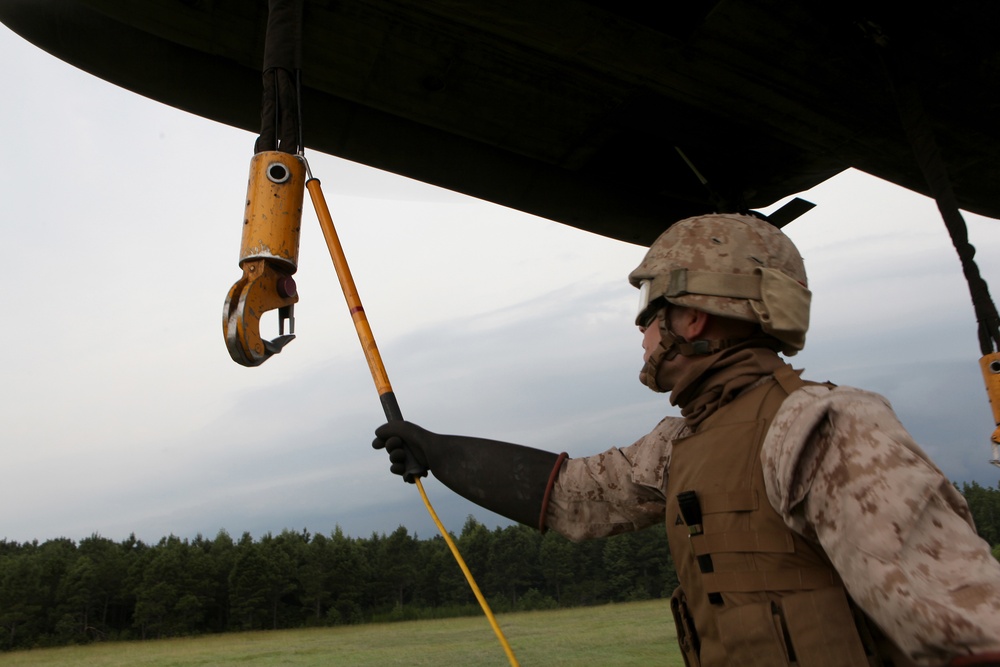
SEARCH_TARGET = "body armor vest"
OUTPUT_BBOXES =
[665,365,890,667]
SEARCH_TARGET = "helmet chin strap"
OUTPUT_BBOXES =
[639,330,678,393]
[638,311,746,393]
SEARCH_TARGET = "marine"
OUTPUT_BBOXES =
[374,213,1000,666]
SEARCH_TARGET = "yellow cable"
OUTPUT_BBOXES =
[416,478,520,667]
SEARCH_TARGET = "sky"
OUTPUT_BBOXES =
[1,23,999,546]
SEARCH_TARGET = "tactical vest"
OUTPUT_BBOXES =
[665,365,897,667]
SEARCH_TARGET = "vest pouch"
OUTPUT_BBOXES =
[670,586,701,667]
[780,587,870,667]
[715,599,791,666]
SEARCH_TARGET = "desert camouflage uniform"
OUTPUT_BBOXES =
[545,380,1000,665]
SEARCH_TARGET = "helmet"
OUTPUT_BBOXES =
[628,213,811,355]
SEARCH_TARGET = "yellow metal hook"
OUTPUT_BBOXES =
[223,151,305,366]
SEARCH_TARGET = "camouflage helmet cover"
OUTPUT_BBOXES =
[628,213,811,355]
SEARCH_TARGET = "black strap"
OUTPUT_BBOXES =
[677,490,716,586]
[865,21,1000,356]
[677,490,704,535]
[256,0,304,155]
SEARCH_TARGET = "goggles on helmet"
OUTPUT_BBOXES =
[636,281,668,328]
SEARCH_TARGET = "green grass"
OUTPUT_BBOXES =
[0,600,684,666]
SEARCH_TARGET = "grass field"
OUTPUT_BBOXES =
[0,600,684,666]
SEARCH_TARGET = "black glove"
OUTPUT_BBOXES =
[373,421,564,529]
[371,421,434,482]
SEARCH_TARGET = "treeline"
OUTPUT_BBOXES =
[3,481,998,653]
[0,516,675,651]
[959,481,1000,553]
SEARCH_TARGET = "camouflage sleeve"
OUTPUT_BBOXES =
[543,416,686,542]
[762,385,1000,664]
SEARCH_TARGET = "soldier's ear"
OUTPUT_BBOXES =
[671,307,710,339]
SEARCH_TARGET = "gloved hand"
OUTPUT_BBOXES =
[372,421,435,482]
[372,420,566,529]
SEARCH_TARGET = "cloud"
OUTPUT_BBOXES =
[1,25,999,548]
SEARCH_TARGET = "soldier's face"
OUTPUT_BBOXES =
[639,312,663,363]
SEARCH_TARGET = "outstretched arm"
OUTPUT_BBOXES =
[373,420,565,529]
